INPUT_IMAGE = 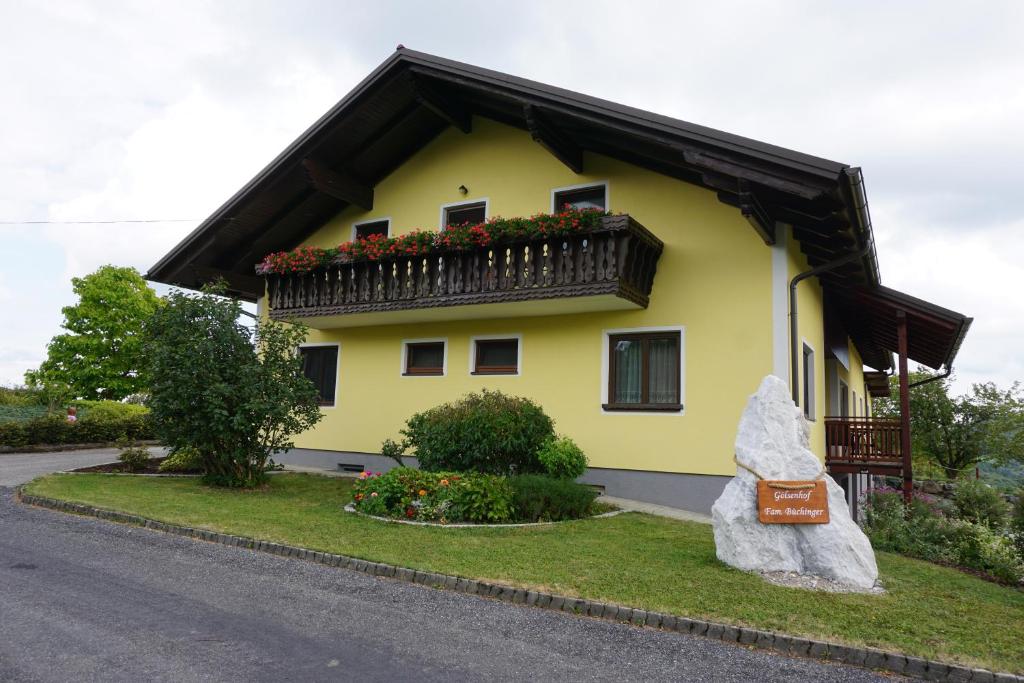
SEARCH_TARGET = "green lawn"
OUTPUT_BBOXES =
[25,472,1023,673]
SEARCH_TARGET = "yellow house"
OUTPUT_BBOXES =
[148,49,971,514]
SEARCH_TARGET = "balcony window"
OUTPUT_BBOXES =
[473,338,519,375]
[443,201,486,228]
[553,184,606,211]
[404,341,446,376]
[605,331,681,411]
[299,345,338,406]
[353,219,389,241]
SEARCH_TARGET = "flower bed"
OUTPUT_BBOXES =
[351,468,602,525]
[255,208,609,275]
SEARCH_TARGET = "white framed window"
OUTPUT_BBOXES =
[551,181,608,212]
[298,342,340,408]
[351,218,391,242]
[401,338,447,377]
[600,325,685,415]
[469,334,522,376]
[802,342,816,421]
[439,198,488,229]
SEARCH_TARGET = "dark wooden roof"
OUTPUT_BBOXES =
[146,46,969,372]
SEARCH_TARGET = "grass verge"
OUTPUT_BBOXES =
[24,472,1024,673]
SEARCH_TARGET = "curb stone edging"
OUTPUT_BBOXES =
[16,489,1021,683]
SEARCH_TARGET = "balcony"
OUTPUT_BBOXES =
[264,214,664,328]
[825,416,904,475]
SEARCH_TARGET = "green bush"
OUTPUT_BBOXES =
[862,487,1023,584]
[352,468,514,523]
[402,390,554,475]
[71,400,149,420]
[948,520,1024,584]
[0,412,153,448]
[537,436,588,479]
[1012,492,1024,559]
[508,474,599,522]
[118,444,151,472]
[0,386,45,406]
[952,479,1010,529]
[158,446,203,473]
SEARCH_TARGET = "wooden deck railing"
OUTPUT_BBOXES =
[265,214,663,320]
[825,416,903,471]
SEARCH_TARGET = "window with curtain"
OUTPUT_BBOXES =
[299,346,338,406]
[606,331,681,411]
[553,184,606,211]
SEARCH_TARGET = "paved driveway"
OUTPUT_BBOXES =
[0,447,165,487]
[0,452,899,682]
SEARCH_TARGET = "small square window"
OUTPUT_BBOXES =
[354,220,389,241]
[405,341,445,376]
[554,185,606,211]
[474,338,519,375]
[299,346,338,406]
[444,201,486,228]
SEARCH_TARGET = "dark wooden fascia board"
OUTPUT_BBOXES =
[301,158,373,210]
[523,104,583,174]
[406,73,471,133]
[189,266,263,300]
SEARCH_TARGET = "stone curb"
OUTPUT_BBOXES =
[17,490,1021,683]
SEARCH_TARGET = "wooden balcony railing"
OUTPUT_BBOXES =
[825,416,904,473]
[265,214,663,321]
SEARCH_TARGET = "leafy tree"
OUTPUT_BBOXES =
[143,285,323,487]
[875,369,1024,479]
[26,265,161,401]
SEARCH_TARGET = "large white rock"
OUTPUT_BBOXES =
[711,375,879,590]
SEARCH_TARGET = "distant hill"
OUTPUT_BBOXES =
[979,460,1024,493]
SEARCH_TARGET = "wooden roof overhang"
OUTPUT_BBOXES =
[830,285,972,373]
[863,371,893,399]
[145,47,969,375]
[146,47,879,300]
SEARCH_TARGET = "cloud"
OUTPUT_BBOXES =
[0,0,1021,396]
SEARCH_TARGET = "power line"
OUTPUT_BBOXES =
[0,219,202,225]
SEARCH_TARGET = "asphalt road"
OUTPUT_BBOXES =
[0,455,899,682]
[0,447,163,487]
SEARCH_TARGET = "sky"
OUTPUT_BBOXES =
[1,0,1022,395]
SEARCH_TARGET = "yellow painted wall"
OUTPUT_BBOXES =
[275,118,776,476]
[787,238,827,460]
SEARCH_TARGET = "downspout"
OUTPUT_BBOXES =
[790,166,875,405]
[789,245,870,404]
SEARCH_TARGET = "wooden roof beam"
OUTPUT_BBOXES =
[301,158,373,211]
[407,74,471,133]
[715,186,775,245]
[189,266,263,300]
[524,104,582,173]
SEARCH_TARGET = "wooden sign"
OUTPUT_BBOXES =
[757,480,829,524]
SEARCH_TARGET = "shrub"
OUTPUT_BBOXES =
[508,475,599,522]
[118,443,151,472]
[948,520,1024,584]
[537,436,588,480]
[952,479,1010,530]
[71,400,149,420]
[0,420,29,447]
[402,390,554,475]
[1011,492,1024,559]
[144,285,322,488]
[158,446,203,473]
[351,468,513,524]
